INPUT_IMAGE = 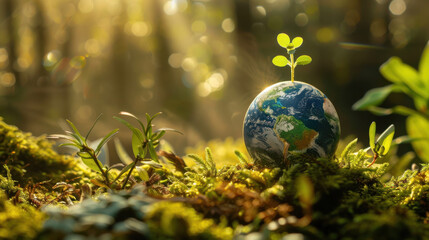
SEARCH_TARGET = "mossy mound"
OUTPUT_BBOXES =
[0,118,94,188]
[1,120,429,239]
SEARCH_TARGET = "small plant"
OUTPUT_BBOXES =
[113,112,182,188]
[353,42,429,162]
[51,112,181,190]
[50,115,118,188]
[187,147,217,177]
[367,122,395,167]
[272,33,312,82]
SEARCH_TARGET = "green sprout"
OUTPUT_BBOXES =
[367,122,395,167]
[50,115,118,188]
[272,33,312,82]
[113,112,182,189]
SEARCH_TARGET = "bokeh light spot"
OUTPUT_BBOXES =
[256,6,267,17]
[168,53,184,68]
[370,19,387,38]
[140,78,154,89]
[389,0,406,16]
[163,1,178,15]
[222,18,235,33]
[0,72,16,87]
[181,58,197,72]
[207,73,224,91]
[197,82,211,97]
[17,57,31,70]
[316,27,335,43]
[295,13,308,27]
[131,21,149,37]
[43,50,62,70]
[84,39,101,56]
[70,56,86,69]
[191,20,207,34]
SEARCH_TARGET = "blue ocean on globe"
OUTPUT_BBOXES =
[243,81,340,168]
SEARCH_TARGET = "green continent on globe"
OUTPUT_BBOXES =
[243,81,341,168]
[257,86,291,111]
[274,115,318,151]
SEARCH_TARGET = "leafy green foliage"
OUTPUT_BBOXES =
[51,116,118,188]
[114,112,181,188]
[367,122,395,167]
[353,43,429,162]
[272,33,312,82]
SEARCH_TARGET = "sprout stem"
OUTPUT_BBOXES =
[290,53,295,82]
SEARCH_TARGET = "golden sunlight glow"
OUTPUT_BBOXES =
[389,0,406,16]
[181,57,197,72]
[168,53,184,68]
[0,72,16,87]
[222,18,235,33]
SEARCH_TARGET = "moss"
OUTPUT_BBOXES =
[146,201,233,240]
[0,190,46,239]
[1,120,429,239]
[0,117,94,187]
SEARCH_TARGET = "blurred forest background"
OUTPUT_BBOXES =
[1,0,429,157]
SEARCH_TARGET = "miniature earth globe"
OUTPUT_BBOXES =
[243,81,340,168]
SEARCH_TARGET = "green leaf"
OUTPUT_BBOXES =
[114,116,145,142]
[66,120,85,144]
[352,85,399,110]
[369,122,376,152]
[136,166,149,181]
[277,33,290,48]
[367,105,423,117]
[376,124,395,156]
[272,55,289,67]
[155,128,183,135]
[145,113,161,137]
[119,111,146,133]
[95,129,119,155]
[406,114,429,162]
[114,138,133,165]
[292,37,303,48]
[113,162,135,183]
[85,114,102,141]
[419,41,429,86]
[295,55,312,66]
[132,133,143,158]
[58,143,80,149]
[147,141,159,162]
[77,152,103,173]
[141,160,163,168]
[152,130,166,141]
[380,57,429,99]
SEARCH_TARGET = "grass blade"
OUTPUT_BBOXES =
[95,128,119,155]
[85,114,103,141]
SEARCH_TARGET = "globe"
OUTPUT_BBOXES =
[243,81,340,168]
